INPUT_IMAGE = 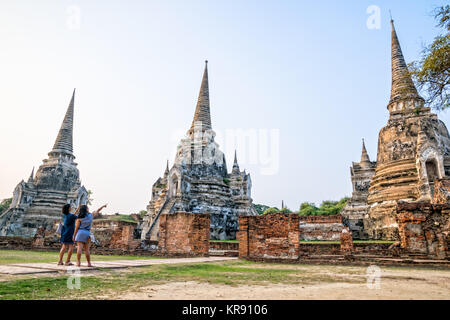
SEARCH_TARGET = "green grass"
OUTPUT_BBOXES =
[98,215,138,224]
[0,249,159,265]
[0,260,367,300]
[300,240,395,244]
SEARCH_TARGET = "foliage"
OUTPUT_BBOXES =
[298,197,349,216]
[102,214,138,224]
[223,178,230,185]
[0,198,12,215]
[253,204,270,215]
[409,5,450,110]
[262,207,280,215]
[139,210,147,217]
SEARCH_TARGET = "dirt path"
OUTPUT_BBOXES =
[118,267,450,300]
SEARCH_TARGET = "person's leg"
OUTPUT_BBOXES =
[65,244,74,265]
[76,242,83,267]
[58,244,66,265]
[85,242,92,267]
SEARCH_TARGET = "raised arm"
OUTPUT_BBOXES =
[92,204,107,218]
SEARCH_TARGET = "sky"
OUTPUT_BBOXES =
[0,0,449,214]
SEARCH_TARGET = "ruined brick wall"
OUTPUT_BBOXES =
[299,215,345,241]
[433,178,450,204]
[397,202,449,259]
[238,214,300,260]
[209,241,239,251]
[340,228,354,253]
[158,212,210,257]
[92,220,141,251]
[0,236,33,250]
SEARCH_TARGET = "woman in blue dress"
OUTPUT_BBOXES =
[58,204,77,266]
[73,204,107,267]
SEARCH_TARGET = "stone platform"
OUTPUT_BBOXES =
[0,257,237,275]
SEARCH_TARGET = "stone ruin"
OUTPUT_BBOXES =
[343,20,450,240]
[139,62,257,241]
[397,201,449,260]
[341,140,376,239]
[0,90,89,237]
[298,215,346,241]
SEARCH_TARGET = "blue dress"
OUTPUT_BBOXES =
[60,213,77,244]
[74,213,93,243]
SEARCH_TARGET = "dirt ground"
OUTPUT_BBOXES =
[118,267,450,300]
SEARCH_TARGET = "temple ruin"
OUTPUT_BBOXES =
[343,20,450,240]
[341,140,376,239]
[0,90,89,237]
[139,62,256,241]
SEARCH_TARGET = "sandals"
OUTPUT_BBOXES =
[65,262,74,266]
[57,262,64,266]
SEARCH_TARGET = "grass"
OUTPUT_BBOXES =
[300,240,396,244]
[0,260,367,300]
[0,249,159,265]
[98,214,138,224]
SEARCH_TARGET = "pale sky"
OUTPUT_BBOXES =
[1,0,449,214]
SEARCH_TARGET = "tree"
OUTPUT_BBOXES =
[253,204,270,215]
[298,202,318,216]
[139,210,147,217]
[409,5,450,110]
[298,197,349,216]
[0,198,12,215]
[262,207,280,215]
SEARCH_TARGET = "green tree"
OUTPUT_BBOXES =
[298,197,349,217]
[139,210,147,217]
[298,202,318,216]
[253,204,270,215]
[409,5,450,110]
[262,207,280,215]
[0,198,12,215]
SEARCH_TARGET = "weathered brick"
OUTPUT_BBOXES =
[158,212,210,257]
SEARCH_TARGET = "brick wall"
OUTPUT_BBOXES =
[299,215,345,241]
[209,241,239,251]
[397,201,449,259]
[433,178,450,204]
[238,214,300,260]
[340,227,354,253]
[92,220,141,251]
[158,212,210,257]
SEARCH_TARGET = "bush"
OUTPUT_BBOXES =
[298,197,349,216]
[0,198,12,215]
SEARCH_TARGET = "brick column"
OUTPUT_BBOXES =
[238,216,249,258]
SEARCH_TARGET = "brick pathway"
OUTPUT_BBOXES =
[0,257,238,275]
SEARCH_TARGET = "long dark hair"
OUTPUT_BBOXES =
[78,205,89,219]
[62,204,71,215]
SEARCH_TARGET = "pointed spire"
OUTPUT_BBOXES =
[28,167,35,183]
[190,61,212,132]
[360,139,371,165]
[281,200,285,210]
[389,20,422,106]
[51,89,75,156]
[232,150,240,174]
[164,160,169,175]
